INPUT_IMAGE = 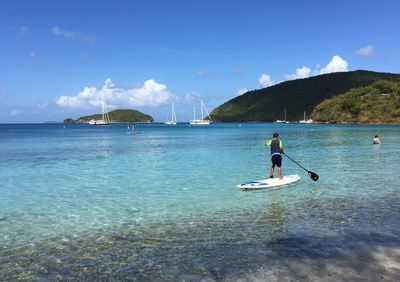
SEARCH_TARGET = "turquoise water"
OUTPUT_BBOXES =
[1,123,399,280]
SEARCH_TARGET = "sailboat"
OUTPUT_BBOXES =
[92,91,110,125]
[299,111,313,123]
[164,103,177,125]
[275,108,289,123]
[190,100,212,125]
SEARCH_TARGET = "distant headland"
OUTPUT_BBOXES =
[312,80,400,124]
[209,70,400,124]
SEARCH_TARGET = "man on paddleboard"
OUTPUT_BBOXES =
[265,132,284,179]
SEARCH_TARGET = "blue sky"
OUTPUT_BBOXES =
[0,0,399,123]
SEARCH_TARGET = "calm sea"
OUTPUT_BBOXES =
[1,123,399,280]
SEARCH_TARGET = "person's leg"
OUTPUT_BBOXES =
[270,166,274,178]
[277,155,283,179]
[270,156,276,178]
[278,166,283,179]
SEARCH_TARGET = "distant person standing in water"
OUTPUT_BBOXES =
[373,135,380,144]
[265,132,284,179]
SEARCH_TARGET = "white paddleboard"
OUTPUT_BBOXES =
[237,174,300,190]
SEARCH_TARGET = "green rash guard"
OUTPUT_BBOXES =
[265,139,283,156]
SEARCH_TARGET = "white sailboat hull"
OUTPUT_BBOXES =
[299,119,314,124]
[93,119,110,125]
[275,108,288,123]
[189,119,210,125]
[299,111,313,123]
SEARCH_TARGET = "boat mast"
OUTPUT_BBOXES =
[203,101,212,121]
[101,92,104,120]
[101,91,110,122]
[102,92,105,121]
[172,103,176,123]
[201,100,204,120]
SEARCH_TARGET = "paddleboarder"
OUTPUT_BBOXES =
[265,132,284,179]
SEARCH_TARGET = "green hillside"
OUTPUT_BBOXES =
[64,109,154,123]
[311,80,400,123]
[210,70,400,122]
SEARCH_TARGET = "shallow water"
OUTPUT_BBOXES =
[0,123,399,280]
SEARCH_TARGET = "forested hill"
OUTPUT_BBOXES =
[210,70,400,122]
[64,109,154,123]
[311,80,400,124]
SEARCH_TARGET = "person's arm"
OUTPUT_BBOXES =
[279,140,284,154]
[265,140,272,147]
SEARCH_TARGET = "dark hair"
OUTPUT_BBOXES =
[375,135,378,138]
[273,132,279,138]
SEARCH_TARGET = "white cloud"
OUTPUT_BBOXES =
[196,70,207,77]
[36,101,48,109]
[56,79,173,109]
[184,92,198,102]
[285,66,311,80]
[173,92,202,104]
[104,78,114,88]
[52,26,76,38]
[258,73,275,88]
[256,55,348,87]
[355,45,374,57]
[10,109,22,116]
[319,55,348,74]
[236,88,248,96]
[18,26,29,37]
[51,26,96,43]
[80,34,96,43]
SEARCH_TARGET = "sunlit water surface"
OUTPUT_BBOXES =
[0,123,399,280]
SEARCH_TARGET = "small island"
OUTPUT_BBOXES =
[64,109,154,124]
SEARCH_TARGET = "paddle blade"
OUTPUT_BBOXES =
[308,171,319,181]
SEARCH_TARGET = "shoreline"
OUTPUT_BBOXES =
[2,121,400,126]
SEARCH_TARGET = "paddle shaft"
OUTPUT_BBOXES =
[283,153,309,173]
[283,152,319,181]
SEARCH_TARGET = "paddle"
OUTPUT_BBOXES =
[283,152,319,181]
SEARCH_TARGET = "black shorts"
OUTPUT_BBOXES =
[271,154,282,168]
